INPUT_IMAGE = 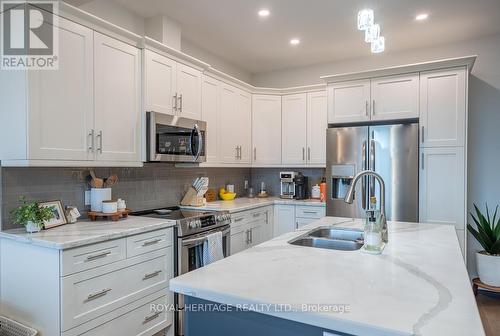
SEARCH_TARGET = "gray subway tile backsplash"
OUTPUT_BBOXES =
[1,165,324,230]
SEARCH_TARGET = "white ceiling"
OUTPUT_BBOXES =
[110,0,500,74]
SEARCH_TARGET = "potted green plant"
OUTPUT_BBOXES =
[10,197,54,233]
[468,204,500,286]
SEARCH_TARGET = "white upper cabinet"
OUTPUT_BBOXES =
[219,84,251,164]
[27,17,94,161]
[201,75,220,164]
[252,95,282,165]
[328,79,371,124]
[370,73,419,121]
[306,91,327,165]
[144,50,177,115]
[420,67,466,147]
[419,147,465,229]
[94,32,141,162]
[176,63,202,120]
[144,50,202,119]
[282,93,307,165]
[236,90,252,164]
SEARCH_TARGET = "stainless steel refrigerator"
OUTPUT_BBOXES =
[326,123,419,222]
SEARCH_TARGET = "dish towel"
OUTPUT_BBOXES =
[202,231,224,265]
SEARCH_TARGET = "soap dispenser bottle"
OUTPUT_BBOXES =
[363,209,384,254]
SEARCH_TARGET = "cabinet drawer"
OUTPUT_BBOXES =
[61,239,126,276]
[248,208,269,223]
[61,250,171,331]
[231,211,249,228]
[295,206,325,219]
[76,293,170,336]
[127,228,173,258]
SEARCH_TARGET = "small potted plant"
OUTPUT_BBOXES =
[11,197,54,233]
[468,204,500,287]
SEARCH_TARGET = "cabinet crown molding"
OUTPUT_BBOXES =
[321,55,476,83]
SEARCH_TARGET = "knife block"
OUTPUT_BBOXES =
[181,187,204,207]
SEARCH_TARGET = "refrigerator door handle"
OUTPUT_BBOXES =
[370,138,376,198]
[362,140,367,210]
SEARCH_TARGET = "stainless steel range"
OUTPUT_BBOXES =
[132,206,231,336]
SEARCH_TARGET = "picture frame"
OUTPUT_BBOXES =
[39,200,67,229]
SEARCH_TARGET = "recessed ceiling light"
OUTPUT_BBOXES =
[258,9,270,17]
[290,38,300,45]
[415,13,429,21]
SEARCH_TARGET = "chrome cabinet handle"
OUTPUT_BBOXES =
[88,129,95,152]
[143,312,161,324]
[372,100,376,115]
[303,211,318,214]
[365,101,369,116]
[86,250,111,261]
[179,94,183,113]
[249,229,253,244]
[143,270,162,281]
[234,217,244,223]
[421,126,425,143]
[308,147,311,161]
[238,146,242,159]
[421,153,425,170]
[235,146,239,159]
[86,288,111,302]
[173,93,178,112]
[254,147,257,161]
[302,147,305,161]
[142,238,162,247]
[96,131,103,153]
[253,213,261,218]
[245,230,250,244]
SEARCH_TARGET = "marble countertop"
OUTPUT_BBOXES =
[0,216,176,250]
[170,217,484,336]
[181,197,325,213]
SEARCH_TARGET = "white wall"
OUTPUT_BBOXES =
[253,34,500,277]
[69,0,252,82]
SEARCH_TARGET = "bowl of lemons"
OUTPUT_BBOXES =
[219,188,236,201]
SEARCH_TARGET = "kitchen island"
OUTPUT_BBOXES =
[169,217,484,336]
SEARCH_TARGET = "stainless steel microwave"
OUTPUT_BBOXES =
[146,112,206,163]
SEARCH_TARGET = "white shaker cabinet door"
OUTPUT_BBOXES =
[219,84,241,164]
[176,63,202,120]
[28,17,94,161]
[420,68,466,147]
[274,205,296,236]
[282,93,307,165]
[236,90,252,164]
[201,75,220,164]
[419,147,465,230]
[252,95,282,165]
[144,50,177,116]
[327,79,371,124]
[370,73,419,121]
[306,91,327,165]
[94,32,141,162]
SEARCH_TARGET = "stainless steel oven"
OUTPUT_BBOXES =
[147,112,206,163]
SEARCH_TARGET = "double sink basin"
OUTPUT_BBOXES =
[289,226,364,251]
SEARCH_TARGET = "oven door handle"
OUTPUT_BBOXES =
[191,124,203,162]
[181,226,230,247]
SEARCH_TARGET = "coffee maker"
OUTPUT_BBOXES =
[294,172,308,200]
[280,172,297,199]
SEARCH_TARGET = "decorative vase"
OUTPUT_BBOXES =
[476,251,500,287]
[25,220,41,233]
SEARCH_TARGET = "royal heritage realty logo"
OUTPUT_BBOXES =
[1,0,59,70]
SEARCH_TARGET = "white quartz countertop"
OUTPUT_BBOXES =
[181,196,325,213]
[0,216,176,250]
[169,217,484,336]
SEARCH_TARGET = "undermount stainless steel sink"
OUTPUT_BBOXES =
[289,227,364,251]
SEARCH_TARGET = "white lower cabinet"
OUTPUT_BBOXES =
[274,204,326,234]
[230,206,273,255]
[0,228,175,336]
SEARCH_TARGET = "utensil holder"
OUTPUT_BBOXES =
[90,188,112,212]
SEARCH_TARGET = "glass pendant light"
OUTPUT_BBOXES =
[357,9,374,30]
[365,24,380,43]
[371,36,385,53]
